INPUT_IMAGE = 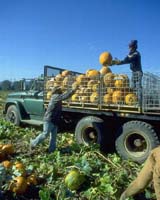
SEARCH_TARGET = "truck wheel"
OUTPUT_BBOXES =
[6,105,20,126]
[75,116,103,145]
[116,121,159,163]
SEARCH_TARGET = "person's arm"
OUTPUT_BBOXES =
[58,89,75,101]
[120,151,155,200]
[119,52,139,65]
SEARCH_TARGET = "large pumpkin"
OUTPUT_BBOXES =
[125,93,137,105]
[9,176,28,194]
[87,80,97,88]
[99,52,112,66]
[114,74,129,88]
[55,74,63,82]
[61,70,71,77]
[103,72,115,87]
[81,96,90,103]
[76,74,86,85]
[100,66,112,75]
[65,169,85,191]
[2,144,14,155]
[86,69,99,79]
[71,94,79,102]
[112,90,124,104]
[103,94,112,104]
[2,160,13,169]
[90,92,99,103]
[92,84,99,92]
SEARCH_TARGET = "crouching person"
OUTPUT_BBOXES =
[120,146,160,200]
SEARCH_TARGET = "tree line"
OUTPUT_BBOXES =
[0,80,31,91]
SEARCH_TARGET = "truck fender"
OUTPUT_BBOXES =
[4,101,28,124]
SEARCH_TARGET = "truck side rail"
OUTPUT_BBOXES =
[43,66,160,115]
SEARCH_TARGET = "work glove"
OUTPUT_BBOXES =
[110,58,121,66]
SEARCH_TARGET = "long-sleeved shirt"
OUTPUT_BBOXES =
[118,50,142,73]
[44,89,74,124]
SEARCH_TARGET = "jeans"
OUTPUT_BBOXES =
[120,146,160,200]
[31,121,58,153]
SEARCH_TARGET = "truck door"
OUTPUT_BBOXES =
[23,91,44,118]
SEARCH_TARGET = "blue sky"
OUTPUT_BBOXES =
[0,0,160,81]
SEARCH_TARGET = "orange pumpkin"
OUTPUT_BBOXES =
[103,94,112,104]
[86,69,99,78]
[9,176,28,194]
[112,90,124,104]
[27,174,37,186]
[125,93,138,105]
[76,74,86,85]
[100,66,112,75]
[2,160,13,169]
[2,144,14,155]
[90,92,99,103]
[114,74,129,88]
[81,96,90,103]
[103,73,115,87]
[99,52,112,66]
[62,70,71,77]
[71,94,79,102]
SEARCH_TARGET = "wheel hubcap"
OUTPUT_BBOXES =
[125,133,147,157]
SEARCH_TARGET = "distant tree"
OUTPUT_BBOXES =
[1,80,12,91]
[12,80,22,91]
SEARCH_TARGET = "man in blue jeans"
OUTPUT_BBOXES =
[30,84,77,153]
[111,40,143,105]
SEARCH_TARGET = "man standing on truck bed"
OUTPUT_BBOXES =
[119,146,160,200]
[30,84,77,153]
[111,40,143,105]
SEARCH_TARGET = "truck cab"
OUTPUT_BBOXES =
[3,78,44,126]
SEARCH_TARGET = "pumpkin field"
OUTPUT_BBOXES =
[0,91,156,200]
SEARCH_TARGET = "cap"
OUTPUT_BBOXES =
[129,40,138,48]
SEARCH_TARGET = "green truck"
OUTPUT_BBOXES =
[3,65,160,163]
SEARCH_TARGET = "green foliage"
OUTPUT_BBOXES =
[0,118,156,200]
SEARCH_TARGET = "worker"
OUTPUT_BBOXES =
[111,40,143,105]
[120,146,160,200]
[30,84,77,153]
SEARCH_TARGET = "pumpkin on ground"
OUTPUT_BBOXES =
[2,144,14,155]
[2,160,13,169]
[65,169,85,191]
[99,52,112,66]
[26,174,37,186]
[9,176,28,194]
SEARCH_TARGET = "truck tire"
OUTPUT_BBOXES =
[75,116,103,145]
[116,121,159,163]
[6,105,20,126]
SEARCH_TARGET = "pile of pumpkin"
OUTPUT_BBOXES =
[46,52,138,106]
[0,143,38,195]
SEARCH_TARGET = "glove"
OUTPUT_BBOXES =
[110,58,121,66]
